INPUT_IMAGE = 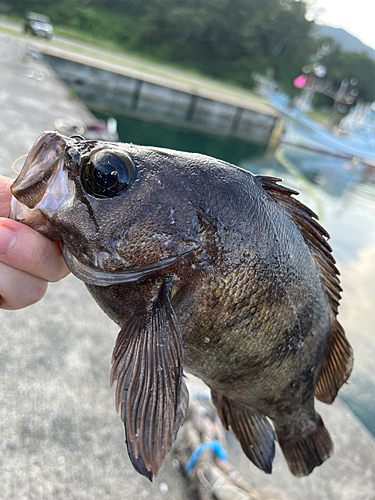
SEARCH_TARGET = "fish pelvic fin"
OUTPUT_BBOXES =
[259,176,353,403]
[276,412,333,477]
[211,390,275,474]
[110,278,188,480]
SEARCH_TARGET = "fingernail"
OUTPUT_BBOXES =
[0,225,16,255]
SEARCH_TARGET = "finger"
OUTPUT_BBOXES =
[0,218,70,282]
[0,262,48,310]
[0,175,14,217]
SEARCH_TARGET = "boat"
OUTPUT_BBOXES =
[266,91,375,167]
[53,117,119,142]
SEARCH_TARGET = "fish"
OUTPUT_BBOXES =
[9,131,353,480]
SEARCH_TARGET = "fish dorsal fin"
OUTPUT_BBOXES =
[110,279,188,480]
[259,176,353,404]
[211,390,275,473]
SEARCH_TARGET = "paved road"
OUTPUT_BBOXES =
[0,32,374,500]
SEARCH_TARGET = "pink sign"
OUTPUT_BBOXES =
[293,75,308,88]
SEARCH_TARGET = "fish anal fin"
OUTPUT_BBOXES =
[315,318,353,403]
[259,176,353,402]
[276,413,333,477]
[211,390,275,474]
[110,279,188,480]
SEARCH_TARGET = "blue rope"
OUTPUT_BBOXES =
[184,440,228,474]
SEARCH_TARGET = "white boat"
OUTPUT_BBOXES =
[268,92,375,166]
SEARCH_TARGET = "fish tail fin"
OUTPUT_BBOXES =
[211,390,275,474]
[276,413,333,477]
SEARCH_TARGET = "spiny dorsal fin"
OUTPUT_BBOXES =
[258,176,353,404]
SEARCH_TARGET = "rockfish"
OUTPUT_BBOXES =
[9,132,353,480]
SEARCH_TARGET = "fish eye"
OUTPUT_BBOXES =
[81,150,136,198]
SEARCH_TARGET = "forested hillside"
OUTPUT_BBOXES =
[6,0,375,103]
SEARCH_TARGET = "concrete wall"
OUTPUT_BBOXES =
[43,54,277,145]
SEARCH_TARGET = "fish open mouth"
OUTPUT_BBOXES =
[62,245,198,286]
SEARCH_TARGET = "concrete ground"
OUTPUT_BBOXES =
[0,33,374,500]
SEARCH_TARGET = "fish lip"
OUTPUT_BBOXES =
[9,195,63,240]
[62,245,199,286]
[11,131,68,209]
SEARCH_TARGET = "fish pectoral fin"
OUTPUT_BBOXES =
[259,176,353,402]
[211,390,275,474]
[110,280,188,480]
[276,412,333,477]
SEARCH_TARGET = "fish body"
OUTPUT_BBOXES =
[10,132,353,479]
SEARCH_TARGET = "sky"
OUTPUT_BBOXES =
[309,0,375,50]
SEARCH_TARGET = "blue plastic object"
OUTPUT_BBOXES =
[184,440,228,474]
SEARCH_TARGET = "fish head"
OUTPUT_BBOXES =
[10,131,202,286]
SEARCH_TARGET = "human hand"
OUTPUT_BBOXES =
[0,175,70,310]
